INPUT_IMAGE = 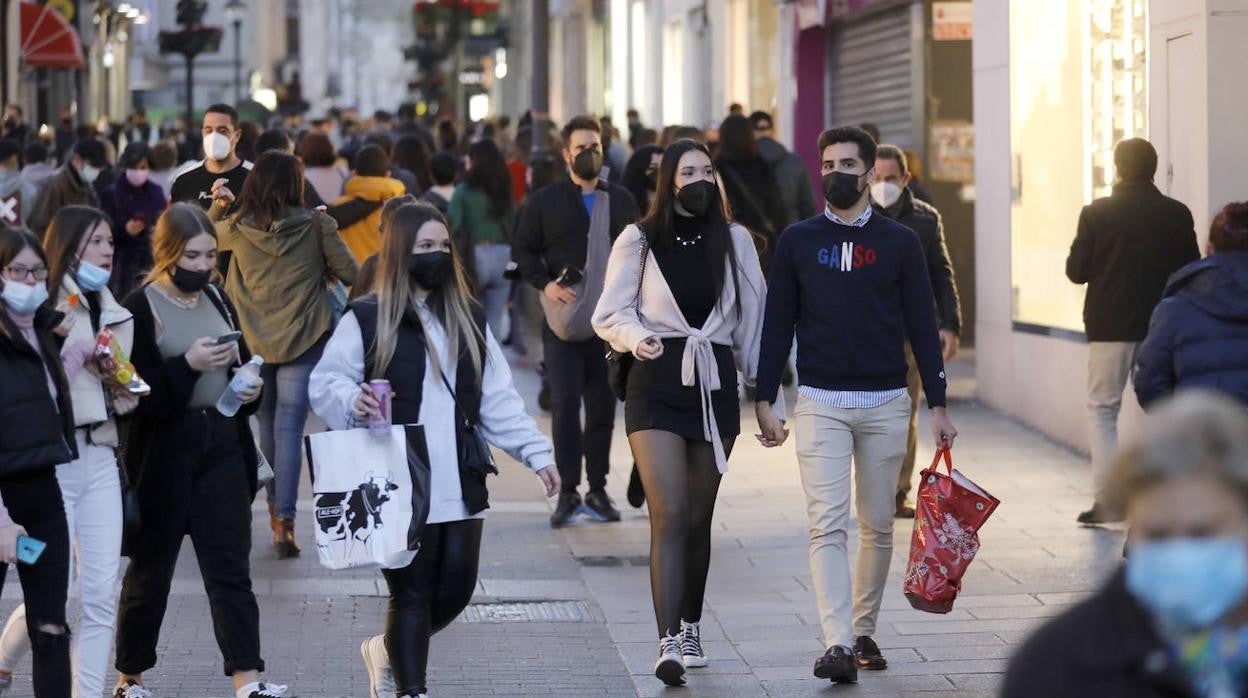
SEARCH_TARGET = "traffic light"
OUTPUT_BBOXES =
[176,0,207,27]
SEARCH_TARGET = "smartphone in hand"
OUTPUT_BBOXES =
[15,535,45,565]
[214,331,243,346]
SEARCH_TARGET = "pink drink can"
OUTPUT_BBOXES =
[368,380,392,438]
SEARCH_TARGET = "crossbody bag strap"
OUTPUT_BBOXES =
[633,228,649,313]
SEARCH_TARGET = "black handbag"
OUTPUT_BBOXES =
[606,230,649,401]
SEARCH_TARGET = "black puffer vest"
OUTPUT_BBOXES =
[0,305,77,476]
[350,295,492,514]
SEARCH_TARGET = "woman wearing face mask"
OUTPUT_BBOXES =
[622,145,665,215]
[112,204,289,698]
[0,225,75,697]
[592,138,776,686]
[216,151,358,558]
[0,207,137,697]
[309,203,559,698]
[100,143,168,299]
[1004,390,1248,698]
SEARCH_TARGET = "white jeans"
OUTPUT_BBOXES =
[793,394,910,649]
[1086,342,1139,505]
[0,431,122,697]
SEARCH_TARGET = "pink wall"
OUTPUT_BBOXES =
[794,26,826,201]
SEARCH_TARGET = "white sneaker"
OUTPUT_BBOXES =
[655,633,686,686]
[361,634,397,698]
[680,620,708,668]
[113,682,153,698]
[239,681,289,698]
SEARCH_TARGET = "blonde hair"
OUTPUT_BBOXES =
[371,203,483,383]
[145,203,219,285]
[1109,390,1248,511]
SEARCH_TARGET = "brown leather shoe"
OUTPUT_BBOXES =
[894,492,915,519]
[275,518,301,558]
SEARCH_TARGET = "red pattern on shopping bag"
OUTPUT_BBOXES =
[903,447,1000,614]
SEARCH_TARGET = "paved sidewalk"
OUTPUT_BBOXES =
[0,355,1126,696]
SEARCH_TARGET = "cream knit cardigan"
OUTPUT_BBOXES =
[592,221,783,472]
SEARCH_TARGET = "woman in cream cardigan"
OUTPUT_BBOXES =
[593,138,781,687]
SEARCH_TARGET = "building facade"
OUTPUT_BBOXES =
[973,0,1248,451]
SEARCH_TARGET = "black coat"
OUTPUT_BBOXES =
[717,156,788,273]
[1066,181,1199,342]
[0,305,77,476]
[118,284,261,556]
[1003,571,1198,698]
[1134,251,1248,408]
[512,178,639,291]
[874,189,963,334]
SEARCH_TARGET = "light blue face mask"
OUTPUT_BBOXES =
[1,281,49,315]
[75,260,111,292]
[1126,537,1248,632]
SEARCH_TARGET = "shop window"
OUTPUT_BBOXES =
[1009,0,1148,334]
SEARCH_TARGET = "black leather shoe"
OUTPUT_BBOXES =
[1077,502,1124,525]
[853,636,888,670]
[627,464,645,508]
[813,645,857,683]
[550,492,581,528]
[583,490,621,522]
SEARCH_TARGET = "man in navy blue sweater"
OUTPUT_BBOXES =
[755,127,958,684]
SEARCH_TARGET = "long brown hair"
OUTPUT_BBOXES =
[145,203,218,284]
[371,203,484,383]
[233,151,306,230]
[43,205,112,302]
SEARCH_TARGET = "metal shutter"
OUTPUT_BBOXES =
[826,5,916,148]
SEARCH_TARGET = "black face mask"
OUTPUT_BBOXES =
[644,169,659,190]
[407,251,454,290]
[572,149,603,181]
[822,171,868,210]
[171,266,212,294]
[676,180,719,218]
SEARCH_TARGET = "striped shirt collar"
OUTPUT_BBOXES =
[824,204,873,228]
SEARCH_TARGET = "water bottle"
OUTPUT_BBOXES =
[217,355,264,417]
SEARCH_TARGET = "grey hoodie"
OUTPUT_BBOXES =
[0,169,37,227]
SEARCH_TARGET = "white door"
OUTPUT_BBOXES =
[1163,33,1197,210]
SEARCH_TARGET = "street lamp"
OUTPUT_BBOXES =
[224,0,246,104]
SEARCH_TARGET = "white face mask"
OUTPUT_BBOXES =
[204,132,233,161]
[1,280,49,315]
[871,181,903,209]
[79,165,100,185]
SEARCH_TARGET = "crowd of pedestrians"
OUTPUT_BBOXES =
[0,90,1245,698]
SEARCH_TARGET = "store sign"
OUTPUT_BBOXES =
[933,1,973,41]
[930,120,975,183]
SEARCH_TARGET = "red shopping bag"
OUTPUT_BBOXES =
[903,447,1000,614]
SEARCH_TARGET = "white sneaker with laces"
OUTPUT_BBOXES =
[655,633,686,686]
[361,634,397,698]
[680,619,708,668]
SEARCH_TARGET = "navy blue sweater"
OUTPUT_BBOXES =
[756,211,947,407]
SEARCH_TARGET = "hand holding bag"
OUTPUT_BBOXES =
[305,424,432,570]
[903,447,1001,613]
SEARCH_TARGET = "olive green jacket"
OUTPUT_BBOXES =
[216,208,358,363]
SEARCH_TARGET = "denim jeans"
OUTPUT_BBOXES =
[474,243,512,339]
[259,337,327,520]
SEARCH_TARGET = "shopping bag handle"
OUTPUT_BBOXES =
[928,446,953,474]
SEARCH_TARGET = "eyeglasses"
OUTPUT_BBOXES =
[3,265,49,281]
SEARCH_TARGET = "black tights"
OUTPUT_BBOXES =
[629,430,733,637]
[380,519,484,696]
